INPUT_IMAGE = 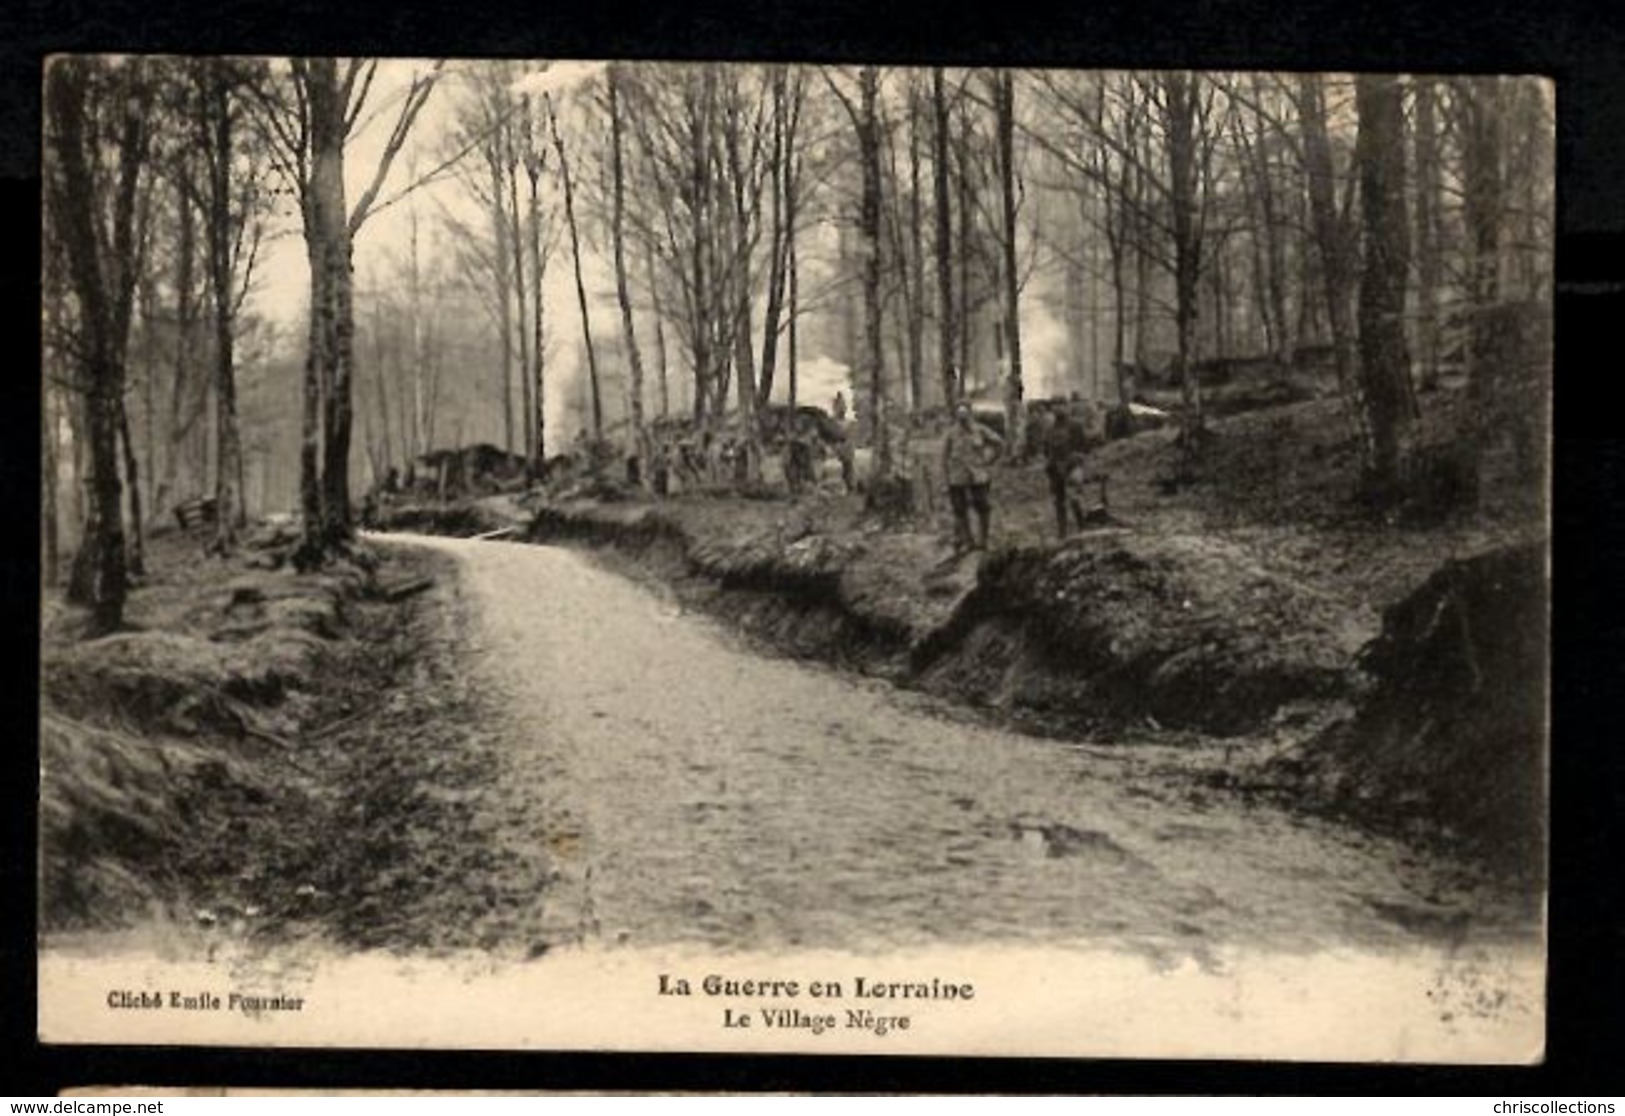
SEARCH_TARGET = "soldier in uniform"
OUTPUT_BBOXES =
[941,401,1005,551]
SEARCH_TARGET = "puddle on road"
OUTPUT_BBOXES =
[1009,821,1150,866]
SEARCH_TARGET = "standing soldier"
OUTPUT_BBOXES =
[786,418,815,496]
[941,401,1005,552]
[1043,402,1090,537]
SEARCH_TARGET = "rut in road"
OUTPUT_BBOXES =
[386,534,1491,957]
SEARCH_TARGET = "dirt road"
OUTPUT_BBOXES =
[376,534,1522,958]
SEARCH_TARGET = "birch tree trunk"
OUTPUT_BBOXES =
[203,62,244,550]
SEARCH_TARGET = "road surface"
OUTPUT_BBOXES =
[385,533,1508,958]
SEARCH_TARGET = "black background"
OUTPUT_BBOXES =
[3,0,1622,1095]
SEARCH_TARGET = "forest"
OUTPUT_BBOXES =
[42,59,1553,634]
[39,59,1558,984]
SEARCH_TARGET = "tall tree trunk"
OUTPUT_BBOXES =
[788,222,799,409]
[370,297,395,477]
[723,93,761,477]
[551,99,602,440]
[291,58,353,564]
[932,68,957,406]
[119,394,145,576]
[957,106,973,393]
[1354,73,1417,496]
[609,69,647,465]
[1163,72,1204,441]
[527,159,547,468]
[1249,77,1291,366]
[84,370,128,631]
[907,85,926,413]
[1087,223,1101,397]
[298,239,326,559]
[164,158,196,518]
[688,83,712,426]
[1298,74,1359,418]
[1462,76,1506,402]
[1108,220,1128,406]
[995,71,1025,449]
[859,67,890,477]
[204,63,243,549]
[1414,78,1443,392]
[645,244,670,418]
[48,58,147,633]
[309,61,358,551]
[507,154,533,461]
[488,148,516,454]
[407,201,429,461]
[1460,76,1509,488]
[757,67,791,410]
[1132,164,1151,370]
[139,277,157,520]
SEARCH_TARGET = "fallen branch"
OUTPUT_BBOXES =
[374,575,436,602]
[471,525,520,541]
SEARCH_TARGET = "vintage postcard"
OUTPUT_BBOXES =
[38,57,1549,1062]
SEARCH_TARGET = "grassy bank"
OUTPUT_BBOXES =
[39,525,544,945]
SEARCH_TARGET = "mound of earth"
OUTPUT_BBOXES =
[370,500,517,537]
[1265,543,1547,874]
[916,530,1364,736]
[524,498,1365,736]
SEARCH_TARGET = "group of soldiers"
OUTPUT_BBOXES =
[547,388,1114,557]
[941,396,1108,553]
[644,417,856,499]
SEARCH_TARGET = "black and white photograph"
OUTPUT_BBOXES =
[37,56,1551,1061]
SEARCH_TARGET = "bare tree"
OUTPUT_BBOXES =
[193,58,268,552]
[549,93,603,442]
[608,65,648,468]
[1412,77,1444,392]
[1295,74,1361,427]
[254,57,440,565]
[520,96,555,468]
[755,65,808,412]
[1354,72,1417,496]
[994,69,1026,450]
[827,66,892,478]
[932,68,958,405]
[45,57,154,633]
